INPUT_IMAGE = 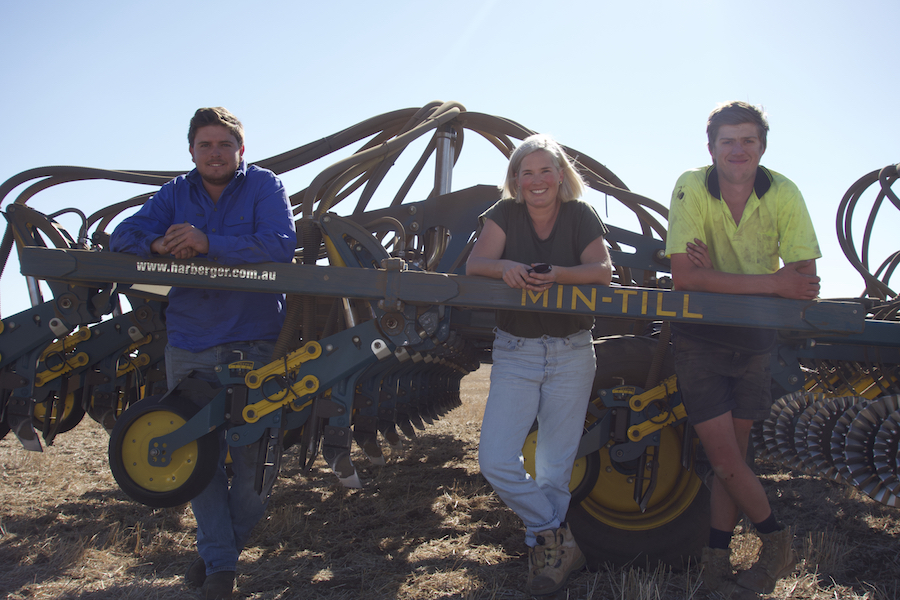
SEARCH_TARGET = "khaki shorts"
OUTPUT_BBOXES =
[674,335,773,424]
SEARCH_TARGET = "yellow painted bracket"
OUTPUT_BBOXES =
[126,334,152,353]
[116,352,151,378]
[244,341,322,389]
[626,375,685,442]
[39,327,91,362]
[242,374,319,423]
[34,351,89,387]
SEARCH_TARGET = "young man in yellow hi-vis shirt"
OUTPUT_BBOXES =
[666,101,821,599]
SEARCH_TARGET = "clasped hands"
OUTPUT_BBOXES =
[502,262,555,291]
[150,223,210,260]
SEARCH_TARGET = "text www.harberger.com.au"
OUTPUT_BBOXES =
[135,261,277,281]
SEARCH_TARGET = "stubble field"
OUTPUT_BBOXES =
[1,365,899,600]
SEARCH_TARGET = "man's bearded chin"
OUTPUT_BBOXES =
[202,173,233,186]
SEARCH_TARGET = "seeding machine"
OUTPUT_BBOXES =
[1,101,898,566]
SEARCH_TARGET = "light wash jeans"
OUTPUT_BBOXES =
[478,328,595,547]
[166,340,275,576]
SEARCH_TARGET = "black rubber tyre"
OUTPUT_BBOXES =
[567,335,710,569]
[108,394,218,508]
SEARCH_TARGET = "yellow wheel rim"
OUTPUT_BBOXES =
[522,429,589,494]
[119,410,201,493]
[33,392,76,424]
[578,424,701,531]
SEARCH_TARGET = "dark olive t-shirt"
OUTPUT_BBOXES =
[480,198,609,338]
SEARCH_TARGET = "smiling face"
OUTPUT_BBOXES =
[709,122,765,187]
[515,150,562,209]
[189,124,244,187]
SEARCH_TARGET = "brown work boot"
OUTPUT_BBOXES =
[700,547,758,599]
[529,523,585,596]
[200,570,235,600]
[526,536,548,592]
[184,556,206,588]
[736,528,797,594]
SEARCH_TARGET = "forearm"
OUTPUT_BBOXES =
[207,231,295,265]
[465,255,516,279]
[671,254,820,300]
[551,261,613,286]
[110,223,163,257]
[673,267,780,295]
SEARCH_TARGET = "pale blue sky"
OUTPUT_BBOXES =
[2,0,898,317]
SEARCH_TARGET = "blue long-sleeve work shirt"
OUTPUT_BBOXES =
[110,161,296,352]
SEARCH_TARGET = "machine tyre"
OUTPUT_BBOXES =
[567,335,710,569]
[108,394,218,508]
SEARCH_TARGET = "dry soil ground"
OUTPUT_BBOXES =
[1,366,899,599]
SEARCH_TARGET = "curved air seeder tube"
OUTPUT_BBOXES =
[0,101,895,308]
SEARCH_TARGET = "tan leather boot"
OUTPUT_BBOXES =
[700,547,758,599]
[529,524,585,596]
[526,535,549,593]
[736,528,797,594]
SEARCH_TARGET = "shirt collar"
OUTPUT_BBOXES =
[705,165,772,200]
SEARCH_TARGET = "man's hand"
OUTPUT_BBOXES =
[774,260,820,300]
[686,238,713,269]
[151,223,210,259]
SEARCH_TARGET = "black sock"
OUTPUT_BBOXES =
[753,513,782,534]
[709,527,732,550]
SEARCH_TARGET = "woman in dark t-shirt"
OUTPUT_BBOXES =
[466,134,612,596]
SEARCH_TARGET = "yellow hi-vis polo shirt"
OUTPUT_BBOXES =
[665,165,821,274]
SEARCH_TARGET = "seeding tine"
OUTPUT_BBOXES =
[7,411,43,452]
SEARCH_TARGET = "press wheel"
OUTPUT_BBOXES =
[108,394,218,508]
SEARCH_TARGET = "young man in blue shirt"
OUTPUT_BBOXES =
[111,107,296,600]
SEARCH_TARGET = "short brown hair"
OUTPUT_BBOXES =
[188,107,244,147]
[707,101,769,151]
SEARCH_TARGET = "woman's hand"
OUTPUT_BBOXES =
[499,262,554,291]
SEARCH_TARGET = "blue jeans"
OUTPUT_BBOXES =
[166,340,275,575]
[478,328,595,547]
